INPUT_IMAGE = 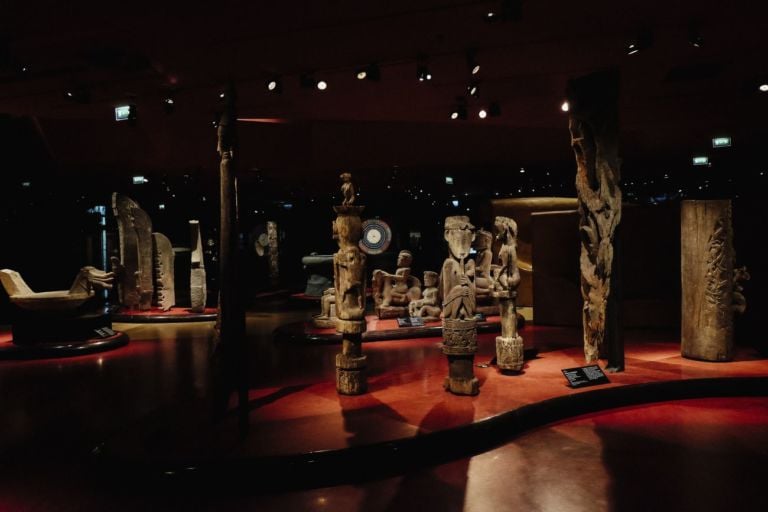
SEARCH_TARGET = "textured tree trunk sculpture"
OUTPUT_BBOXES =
[333,174,368,395]
[267,221,279,286]
[441,216,479,395]
[681,200,749,361]
[491,216,523,372]
[214,84,248,427]
[566,70,623,368]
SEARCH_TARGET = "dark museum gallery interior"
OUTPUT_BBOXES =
[1,1,768,510]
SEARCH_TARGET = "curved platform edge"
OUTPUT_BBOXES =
[91,375,768,491]
[113,309,217,323]
[0,332,129,360]
[273,319,511,344]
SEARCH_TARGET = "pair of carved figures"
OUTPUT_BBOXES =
[372,250,442,321]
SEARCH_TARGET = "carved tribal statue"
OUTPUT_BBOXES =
[491,216,524,372]
[152,233,175,311]
[333,173,368,395]
[440,215,479,395]
[408,271,441,322]
[312,287,337,328]
[372,250,422,318]
[340,172,355,205]
[112,193,154,310]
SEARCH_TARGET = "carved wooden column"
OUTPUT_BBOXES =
[566,70,624,370]
[681,200,740,361]
[333,174,367,395]
[441,216,479,395]
[492,216,523,372]
[214,83,248,428]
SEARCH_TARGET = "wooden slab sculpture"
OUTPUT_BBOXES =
[440,215,479,395]
[681,200,749,361]
[189,220,207,313]
[267,221,279,286]
[408,271,441,322]
[152,233,175,311]
[472,229,497,315]
[566,69,624,369]
[333,173,368,395]
[372,250,422,319]
[491,216,524,372]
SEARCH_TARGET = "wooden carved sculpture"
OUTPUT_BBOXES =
[333,173,368,395]
[441,215,479,395]
[681,200,749,361]
[408,271,441,322]
[566,70,623,369]
[152,232,175,311]
[491,216,523,372]
[372,250,422,318]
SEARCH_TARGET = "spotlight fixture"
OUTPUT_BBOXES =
[450,97,467,120]
[759,83,768,92]
[626,28,653,55]
[466,49,480,75]
[561,100,570,112]
[688,22,703,48]
[162,94,175,115]
[64,86,91,104]
[484,0,523,22]
[356,63,380,81]
[316,79,328,91]
[466,81,480,98]
[266,77,282,93]
[417,63,432,82]
[478,108,488,119]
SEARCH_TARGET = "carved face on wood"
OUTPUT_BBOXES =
[334,215,362,248]
[423,271,438,288]
[444,216,475,260]
[474,229,492,250]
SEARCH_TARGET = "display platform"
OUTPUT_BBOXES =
[94,326,768,490]
[0,329,128,360]
[273,314,521,343]
[112,307,217,323]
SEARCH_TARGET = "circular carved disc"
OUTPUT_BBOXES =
[359,219,392,255]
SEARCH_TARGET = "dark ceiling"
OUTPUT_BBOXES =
[1,0,767,183]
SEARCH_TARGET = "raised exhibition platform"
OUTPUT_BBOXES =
[94,326,768,489]
[0,329,128,360]
[112,306,218,323]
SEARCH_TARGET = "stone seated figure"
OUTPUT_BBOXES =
[372,250,422,319]
[0,267,114,312]
[408,271,441,322]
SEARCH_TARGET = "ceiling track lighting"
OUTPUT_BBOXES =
[467,81,480,98]
[356,63,381,81]
[478,102,501,119]
[450,97,467,120]
[162,96,175,114]
[417,64,432,82]
[466,49,480,75]
[688,21,703,48]
[626,28,654,55]
[266,76,282,93]
[484,0,523,23]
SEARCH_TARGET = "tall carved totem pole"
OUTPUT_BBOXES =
[566,70,624,370]
[333,173,368,395]
[441,216,479,395]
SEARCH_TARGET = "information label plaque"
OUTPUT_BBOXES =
[561,365,610,388]
[397,317,425,328]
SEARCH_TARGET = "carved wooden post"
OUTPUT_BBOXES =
[267,221,279,286]
[214,83,248,427]
[333,174,368,395]
[492,216,523,372]
[681,200,738,361]
[566,70,624,369]
[441,216,479,395]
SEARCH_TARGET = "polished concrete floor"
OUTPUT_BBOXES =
[0,304,767,510]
